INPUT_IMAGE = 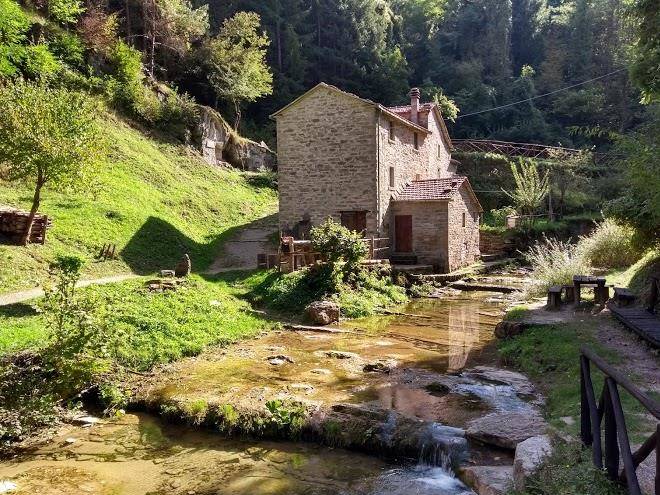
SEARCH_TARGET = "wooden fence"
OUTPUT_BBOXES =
[580,346,659,494]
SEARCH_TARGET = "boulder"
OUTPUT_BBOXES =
[363,360,396,373]
[461,465,513,495]
[267,355,294,366]
[462,366,537,397]
[306,300,340,325]
[513,435,552,490]
[174,254,191,278]
[494,321,525,339]
[196,106,276,172]
[466,411,548,450]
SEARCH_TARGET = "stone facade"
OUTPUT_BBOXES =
[272,83,482,271]
[275,86,379,236]
[447,184,482,271]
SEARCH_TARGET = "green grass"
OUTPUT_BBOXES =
[0,112,277,293]
[238,267,408,319]
[499,320,655,441]
[606,248,660,294]
[0,274,271,369]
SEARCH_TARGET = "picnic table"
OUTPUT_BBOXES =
[573,275,608,304]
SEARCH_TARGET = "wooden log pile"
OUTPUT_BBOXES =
[0,206,52,244]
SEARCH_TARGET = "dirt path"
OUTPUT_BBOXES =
[206,220,278,274]
[0,274,139,307]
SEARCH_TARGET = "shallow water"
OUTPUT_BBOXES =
[0,413,472,495]
[0,292,512,494]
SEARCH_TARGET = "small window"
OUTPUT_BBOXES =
[437,144,442,158]
[389,166,395,188]
[413,133,419,150]
[415,173,421,181]
[388,121,395,141]
[462,212,466,227]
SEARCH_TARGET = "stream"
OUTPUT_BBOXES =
[0,289,533,495]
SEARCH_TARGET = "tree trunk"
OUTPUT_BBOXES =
[125,0,132,42]
[21,175,44,246]
[233,99,241,131]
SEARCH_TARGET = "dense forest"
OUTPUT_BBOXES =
[195,0,647,148]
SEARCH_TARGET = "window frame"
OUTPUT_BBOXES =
[413,132,419,150]
[389,166,395,188]
[388,121,395,141]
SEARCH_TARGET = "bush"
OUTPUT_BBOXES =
[578,219,644,269]
[156,91,199,140]
[524,237,590,296]
[47,0,85,25]
[19,44,61,79]
[310,218,368,274]
[487,205,517,227]
[49,30,85,68]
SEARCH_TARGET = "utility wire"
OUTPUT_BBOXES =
[456,67,627,119]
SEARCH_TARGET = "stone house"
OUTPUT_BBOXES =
[271,83,482,272]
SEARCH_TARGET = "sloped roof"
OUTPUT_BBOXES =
[269,82,431,134]
[393,176,483,211]
[386,103,453,150]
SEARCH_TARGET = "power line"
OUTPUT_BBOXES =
[456,68,627,119]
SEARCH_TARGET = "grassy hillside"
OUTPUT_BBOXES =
[0,112,277,293]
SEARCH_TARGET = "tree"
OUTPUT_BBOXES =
[140,0,208,77]
[205,12,273,129]
[503,158,550,228]
[546,149,592,218]
[629,0,660,103]
[0,82,103,245]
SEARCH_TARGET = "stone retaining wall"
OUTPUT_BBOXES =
[480,231,515,255]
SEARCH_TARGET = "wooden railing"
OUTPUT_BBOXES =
[579,346,660,495]
[363,236,390,259]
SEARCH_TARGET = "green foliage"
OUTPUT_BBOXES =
[503,159,550,227]
[578,219,644,269]
[265,399,306,436]
[20,44,61,79]
[0,81,102,243]
[310,219,368,275]
[486,206,517,227]
[0,0,29,45]
[48,0,85,24]
[49,30,85,68]
[508,441,625,495]
[629,0,660,104]
[605,110,660,239]
[205,11,272,128]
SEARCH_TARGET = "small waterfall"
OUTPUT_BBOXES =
[417,441,455,472]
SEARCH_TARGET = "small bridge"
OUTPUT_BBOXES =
[452,139,587,160]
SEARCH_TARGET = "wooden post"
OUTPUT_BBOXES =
[370,236,375,259]
[603,379,619,480]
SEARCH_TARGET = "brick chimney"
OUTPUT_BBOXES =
[409,87,420,124]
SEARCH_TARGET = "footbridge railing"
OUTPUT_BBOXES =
[579,346,660,495]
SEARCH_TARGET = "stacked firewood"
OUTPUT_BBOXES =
[0,207,52,244]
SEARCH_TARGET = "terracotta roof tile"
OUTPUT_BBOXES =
[394,177,467,201]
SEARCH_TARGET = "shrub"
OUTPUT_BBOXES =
[20,44,61,79]
[47,0,85,25]
[524,237,590,296]
[156,91,199,140]
[49,30,85,68]
[578,219,644,269]
[310,218,368,275]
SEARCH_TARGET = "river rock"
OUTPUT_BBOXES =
[363,359,396,373]
[494,321,525,339]
[316,350,359,360]
[466,411,547,450]
[513,434,552,490]
[0,481,17,494]
[462,367,537,397]
[174,254,191,278]
[305,300,340,325]
[267,355,294,366]
[460,465,513,495]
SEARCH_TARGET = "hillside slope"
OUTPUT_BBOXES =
[0,113,277,293]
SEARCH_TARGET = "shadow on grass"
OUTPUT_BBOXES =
[121,214,277,276]
[0,302,38,318]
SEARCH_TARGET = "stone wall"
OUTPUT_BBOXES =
[447,184,481,271]
[275,86,379,236]
[390,201,449,270]
[480,231,515,255]
[197,106,276,172]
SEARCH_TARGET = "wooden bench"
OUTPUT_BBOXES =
[574,275,608,304]
[613,287,636,307]
[562,284,576,303]
[547,285,562,309]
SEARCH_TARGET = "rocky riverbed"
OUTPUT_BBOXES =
[0,290,551,495]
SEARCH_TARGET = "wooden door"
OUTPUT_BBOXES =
[341,211,367,234]
[395,215,413,252]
